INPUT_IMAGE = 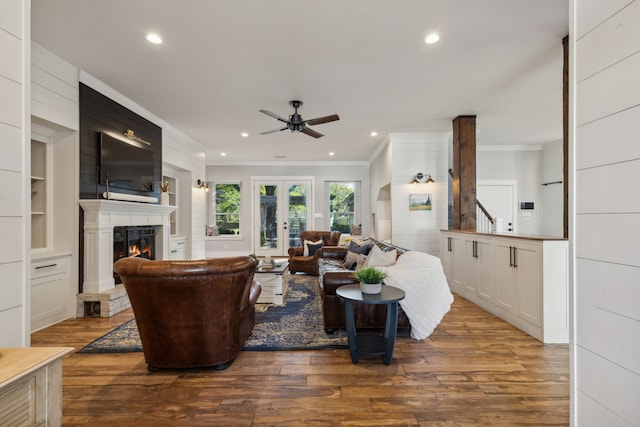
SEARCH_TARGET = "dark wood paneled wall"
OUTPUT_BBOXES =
[452,115,477,230]
[78,83,162,293]
[79,83,162,200]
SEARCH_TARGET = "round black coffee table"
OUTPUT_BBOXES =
[336,284,406,365]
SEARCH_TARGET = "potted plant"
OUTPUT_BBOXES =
[353,266,387,294]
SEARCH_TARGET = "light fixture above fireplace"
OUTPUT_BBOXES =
[123,129,151,146]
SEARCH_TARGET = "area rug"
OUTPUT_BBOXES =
[78,274,347,353]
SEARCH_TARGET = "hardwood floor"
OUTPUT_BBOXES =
[31,295,569,426]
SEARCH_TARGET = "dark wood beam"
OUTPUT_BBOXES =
[452,115,477,230]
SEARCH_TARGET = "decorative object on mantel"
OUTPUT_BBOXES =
[159,181,170,205]
[353,266,388,294]
[410,172,435,184]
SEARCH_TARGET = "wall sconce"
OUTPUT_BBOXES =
[411,172,435,184]
[197,179,209,191]
[123,129,151,146]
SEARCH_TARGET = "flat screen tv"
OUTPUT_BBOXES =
[99,132,155,192]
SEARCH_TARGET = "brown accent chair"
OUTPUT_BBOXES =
[287,230,341,275]
[113,256,261,371]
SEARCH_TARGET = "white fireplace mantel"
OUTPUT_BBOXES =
[79,199,176,293]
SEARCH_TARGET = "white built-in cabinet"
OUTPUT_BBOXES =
[30,122,78,332]
[169,236,188,260]
[441,230,568,343]
[162,166,192,260]
[30,140,49,250]
[162,175,178,235]
[31,254,71,332]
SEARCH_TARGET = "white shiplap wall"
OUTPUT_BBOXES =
[31,42,79,130]
[389,133,449,258]
[573,0,640,425]
[0,0,28,346]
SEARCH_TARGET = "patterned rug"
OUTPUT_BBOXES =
[78,274,348,353]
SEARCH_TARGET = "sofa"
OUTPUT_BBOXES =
[287,230,341,275]
[113,256,261,371]
[318,239,412,333]
[320,239,455,340]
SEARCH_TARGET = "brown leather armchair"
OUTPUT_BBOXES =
[113,256,261,371]
[287,230,341,275]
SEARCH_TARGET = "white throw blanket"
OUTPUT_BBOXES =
[378,251,453,340]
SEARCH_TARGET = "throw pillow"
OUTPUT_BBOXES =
[355,254,368,270]
[343,250,360,270]
[303,239,323,256]
[350,223,362,236]
[365,244,397,267]
[348,240,372,255]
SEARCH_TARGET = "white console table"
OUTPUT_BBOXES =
[0,347,73,426]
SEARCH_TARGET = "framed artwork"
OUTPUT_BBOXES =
[409,193,432,211]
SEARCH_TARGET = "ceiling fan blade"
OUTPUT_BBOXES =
[259,109,289,123]
[259,127,288,135]
[301,127,324,138]
[305,114,340,126]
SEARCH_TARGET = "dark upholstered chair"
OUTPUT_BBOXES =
[287,230,341,275]
[113,256,261,371]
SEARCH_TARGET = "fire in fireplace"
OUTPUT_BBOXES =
[113,226,157,283]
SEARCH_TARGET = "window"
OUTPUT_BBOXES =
[207,182,241,236]
[326,181,360,234]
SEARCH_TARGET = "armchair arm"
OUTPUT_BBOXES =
[288,246,304,257]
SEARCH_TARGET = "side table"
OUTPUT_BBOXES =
[336,284,405,365]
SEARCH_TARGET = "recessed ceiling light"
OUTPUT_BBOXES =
[329,152,335,156]
[220,152,227,157]
[425,33,440,44]
[241,132,249,138]
[146,33,162,44]
[370,131,378,137]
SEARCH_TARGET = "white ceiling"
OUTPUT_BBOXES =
[31,0,568,164]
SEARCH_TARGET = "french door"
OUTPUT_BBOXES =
[253,178,313,257]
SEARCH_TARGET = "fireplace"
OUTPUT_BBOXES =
[78,199,175,317]
[113,226,157,283]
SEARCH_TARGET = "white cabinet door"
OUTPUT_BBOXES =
[31,255,70,332]
[515,241,542,327]
[495,240,517,313]
[463,239,478,294]
[442,233,464,292]
[494,238,542,326]
[472,238,494,302]
[169,237,188,260]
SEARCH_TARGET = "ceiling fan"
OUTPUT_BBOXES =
[259,100,339,138]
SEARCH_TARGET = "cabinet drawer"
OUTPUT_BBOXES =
[31,256,68,278]
[169,238,188,250]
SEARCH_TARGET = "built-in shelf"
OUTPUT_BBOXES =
[163,175,178,235]
[31,140,48,250]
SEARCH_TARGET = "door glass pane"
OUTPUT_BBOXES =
[259,185,278,249]
[288,184,307,248]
